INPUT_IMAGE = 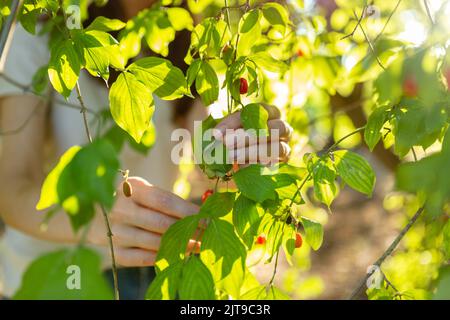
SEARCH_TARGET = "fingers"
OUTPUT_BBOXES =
[127,177,199,219]
[222,119,292,149]
[214,104,281,139]
[115,248,156,267]
[112,224,161,251]
[114,200,178,235]
[228,141,291,165]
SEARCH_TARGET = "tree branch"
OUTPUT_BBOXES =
[75,81,120,300]
[423,0,434,25]
[341,6,366,40]
[348,206,425,300]
[352,10,385,70]
[0,0,22,71]
[374,0,402,42]
[0,72,98,115]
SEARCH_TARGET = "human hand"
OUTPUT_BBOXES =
[89,177,199,267]
[214,105,292,166]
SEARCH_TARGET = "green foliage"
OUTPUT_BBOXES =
[397,129,450,216]
[179,256,215,300]
[240,103,269,136]
[234,165,277,203]
[333,150,376,196]
[36,140,119,231]
[300,217,324,251]
[6,0,450,301]
[312,158,338,207]
[14,247,113,299]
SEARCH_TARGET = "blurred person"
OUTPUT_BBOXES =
[0,0,292,299]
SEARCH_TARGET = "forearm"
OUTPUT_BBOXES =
[0,175,103,244]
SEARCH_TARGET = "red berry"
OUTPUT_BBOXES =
[239,78,248,95]
[201,189,214,203]
[297,49,304,57]
[444,68,450,90]
[256,235,266,245]
[403,75,418,97]
[295,233,303,249]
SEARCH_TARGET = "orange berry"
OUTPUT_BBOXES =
[295,233,303,249]
[201,189,214,203]
[256,235,266,245]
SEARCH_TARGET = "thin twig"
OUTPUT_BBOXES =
[0,100,41,135]
[326,126,366,153]
[348,207,425,300]
[75,81,120,300]
[374,0,402,42]
[341,6,367,40]
[353,10,386,70]
[75,83,93,143]
[0,73,98,115]
[423,0,434,25]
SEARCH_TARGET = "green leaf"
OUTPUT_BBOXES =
[127,57,189,100]
[145,262,182,300]
[364,105,390,151]
[240,103,269,137]
[301,216,323,250]
[282,224,297,266]
[391,100,447,157]
[13,247,113,299]
[195,61,219,106]
[443,220,450,260]
[109,72,154,143]
[155,215,200,271]
[313,159,337,207]
[266,286,291,300]
[237,9,261,57]
[73,30,116,80]
[194,116,232,178]
[36,145,81,211]
[333,150,376,196]
[259,212,286,261]
[233,195,262,248]
[199,192,235,218]
[48,39,81,98]
[233,164,277,203]
[200,219,246,280]
[396,129,450,216]
[166,7,193,31]
[433,266,450,300]
[186,59,202,87]
[261,2,290,30]
[56,140,119,231]
[32,65,49,94]
[179,256,215,300]
[249,52,288,74]
[19,5,40,34]
[86,16,126,32]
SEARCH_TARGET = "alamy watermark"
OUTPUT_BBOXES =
[66,265,81,290]
[170,121,286,167]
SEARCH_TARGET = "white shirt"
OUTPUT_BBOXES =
[0,24,180,297]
